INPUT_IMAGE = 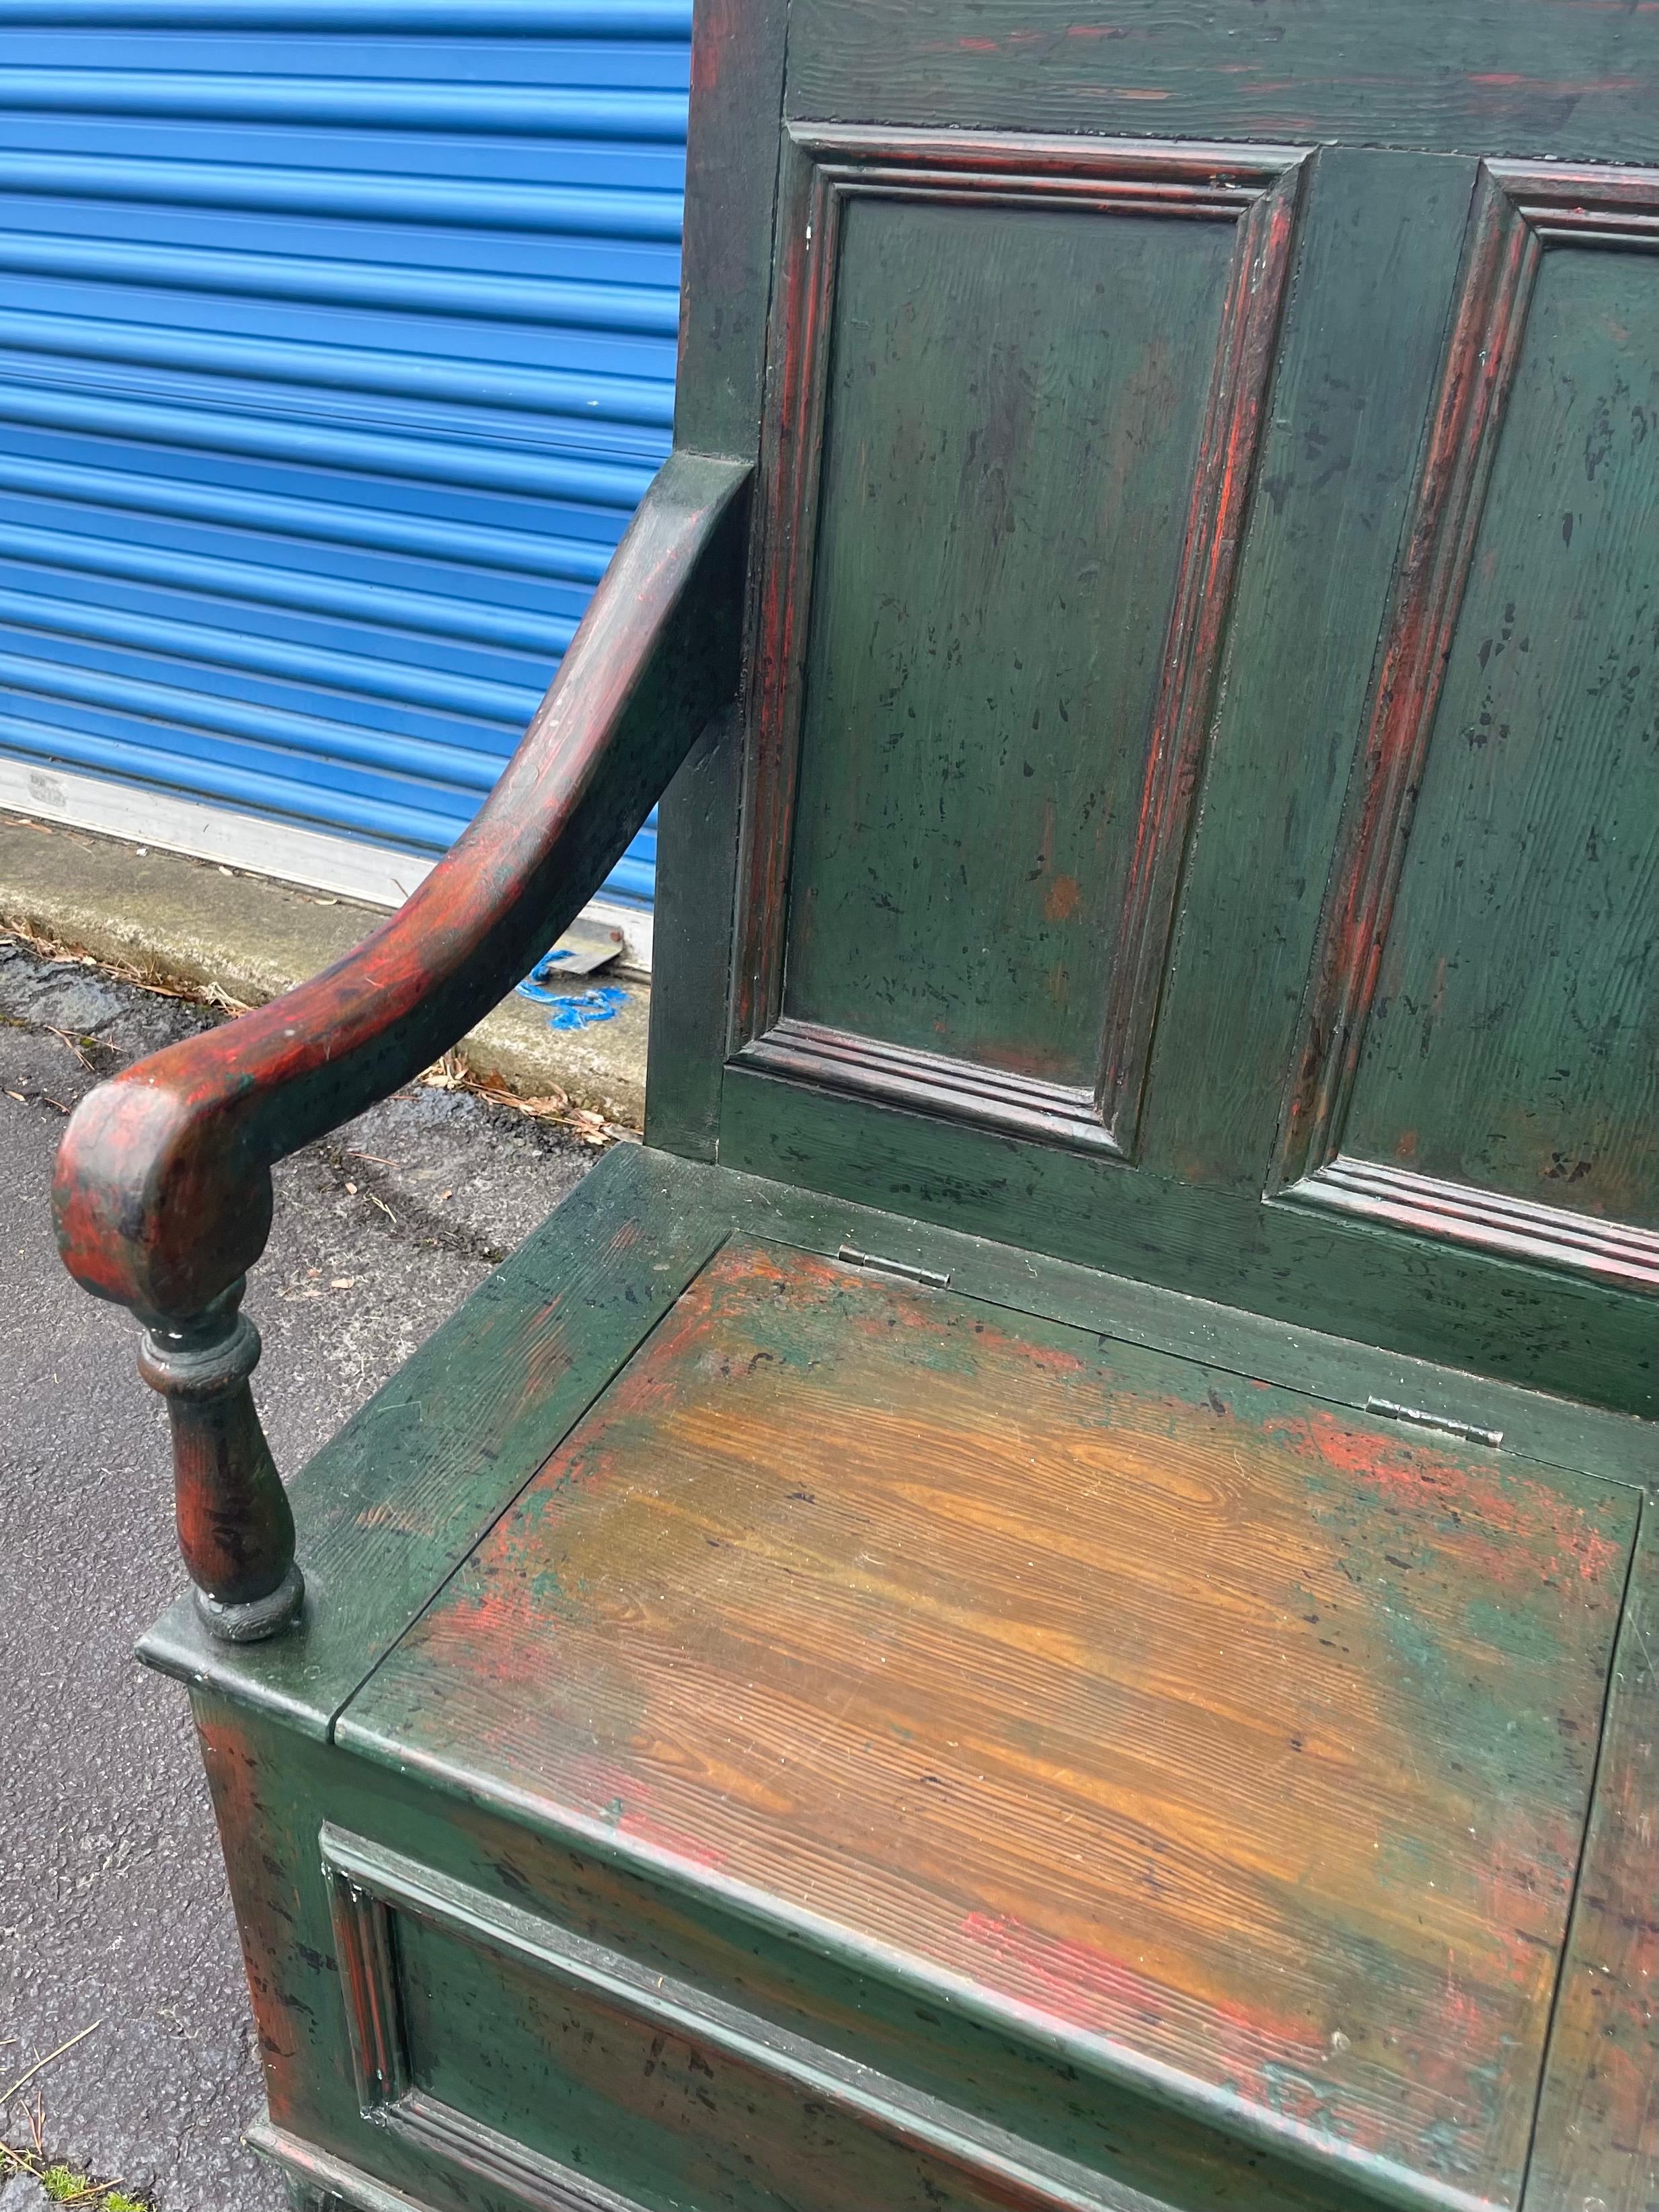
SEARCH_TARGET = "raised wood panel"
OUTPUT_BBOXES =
[1275,163,1659,1295]
[736,128,1305,1158]
[1132,149,1481,1198]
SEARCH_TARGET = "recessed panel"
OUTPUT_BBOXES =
[781,193,1232,1090]
[1342,242,1657,1225]
[389,1900,1036,2212]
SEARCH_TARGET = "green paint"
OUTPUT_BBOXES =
[206,1697,1348,2212]
[143,1143,1654,1751]
[719,1073,1656,1416]
[701,130,1651,1412]
[334,1254,1632,2208]
[786,0,1658,161]
[139,1145,731,1735]
[646,709,744,1161]
[1144,149,1477,1192]
[785,193,1229,1087]
[1343,243,1658,1225]
[1528,1506,1658,2207]
[115,3,1656,2207]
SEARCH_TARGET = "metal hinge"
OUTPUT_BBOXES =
[837,1244,951,1289]
[1365,1397,1504,1450]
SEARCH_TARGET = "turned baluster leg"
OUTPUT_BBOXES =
[136,1279,305,1642]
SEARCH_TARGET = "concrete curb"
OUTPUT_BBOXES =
[0,812,649,1127]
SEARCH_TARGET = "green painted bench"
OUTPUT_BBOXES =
[54,5,1656,2209]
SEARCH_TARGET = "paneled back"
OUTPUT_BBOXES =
[649,0,1658,1416]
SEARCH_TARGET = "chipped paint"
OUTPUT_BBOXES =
[349,1238,1637,2205]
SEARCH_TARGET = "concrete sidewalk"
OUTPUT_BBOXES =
[0,811,650,1129]
[0,938,601,2210]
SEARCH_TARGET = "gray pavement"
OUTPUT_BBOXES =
[0,938,598,2210]
[0,814,650,1127]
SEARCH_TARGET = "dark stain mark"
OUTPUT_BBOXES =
[1584,395,1615,482]
[1544,1152,1594,1184]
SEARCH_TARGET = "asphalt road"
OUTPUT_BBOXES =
[0,938,596,2211]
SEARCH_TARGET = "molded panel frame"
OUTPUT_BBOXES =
[324,1830,649,2212]
[1272,160,1659,1297]
[319,1825,1159,2212]
[732,124,1308,1159]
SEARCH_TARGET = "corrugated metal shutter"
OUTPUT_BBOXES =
[0,0,689,909]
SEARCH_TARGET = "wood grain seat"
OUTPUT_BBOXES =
[318,1230,1637,2212]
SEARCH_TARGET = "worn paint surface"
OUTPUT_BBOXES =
[139,1143,730,1737]
[644,0,794,1162]
[47,1,1654,2205]
[767,142,1297,1141]
[1278,163,1658,1305]
[141,1143,1657,1737]
[1338,212,1657,1225]
[48,451,748,1624]
[196,1689,1345,2212]
[720,1071,1658,1416]
[1141,145,1480,1198]
[344,1241,1637,2211]
[738,130,1303,1165]
[785,0,1658,162]
[713,60,1654,1412]
[1527,1509,1658,2209]
[391,1890,1118,2212]
[784,184,1231,1089]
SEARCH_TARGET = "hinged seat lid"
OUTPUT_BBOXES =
[340,1237,1638,2212]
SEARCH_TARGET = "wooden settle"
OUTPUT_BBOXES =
[52,3,1658,2208]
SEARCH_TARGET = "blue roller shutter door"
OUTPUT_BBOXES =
[0,1,689,907]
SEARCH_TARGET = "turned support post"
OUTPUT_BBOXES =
[137,1281,304,1642]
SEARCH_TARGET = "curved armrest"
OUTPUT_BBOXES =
[52,448,750,1640]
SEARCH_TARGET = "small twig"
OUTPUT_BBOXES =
[417,1050,625,1145]
[1,2135,147,2209]
[6,927,638,1143]
[125,976,196,1001]
[41,1024,94,1070]
[0,2020,102,2104]
[1,921,243,1012]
